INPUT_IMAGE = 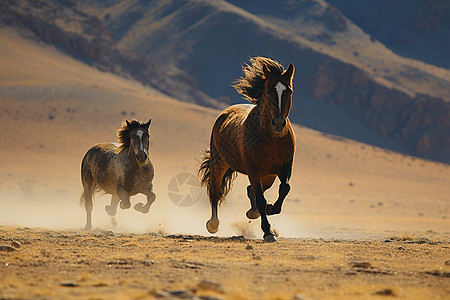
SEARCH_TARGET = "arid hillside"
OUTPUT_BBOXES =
[1,0,449,163]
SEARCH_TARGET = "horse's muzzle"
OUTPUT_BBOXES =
[136,151,148,164]
[271,117,287,133]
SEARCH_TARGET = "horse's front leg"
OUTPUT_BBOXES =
[134,183,156,213]
[246,176,275,219]
[246,185,259,219]
[117,188,131,209]
[249,172,276,242]
[266,162,292,216]
[105,194,120,216]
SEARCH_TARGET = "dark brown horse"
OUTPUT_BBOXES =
[199,57,296,242]
[80,119,155,230]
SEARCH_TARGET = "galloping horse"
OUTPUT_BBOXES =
[199,57,296,242]
[80,119,156,230]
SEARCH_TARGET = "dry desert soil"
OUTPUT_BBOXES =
[1,226,449,300]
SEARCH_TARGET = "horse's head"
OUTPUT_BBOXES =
[263,62,294,134]
[128,119,151,166]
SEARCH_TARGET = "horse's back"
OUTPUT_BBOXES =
[82,143,117,163]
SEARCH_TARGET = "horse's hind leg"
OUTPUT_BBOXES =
[135,184,156,213]
[266,162,292,216]
[246,175,275,219]
[105,194,120,216]
[82,189,94,230]
[206,156,229,234]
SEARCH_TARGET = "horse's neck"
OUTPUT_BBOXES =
[118,147,138,168]
[252,98,272,132]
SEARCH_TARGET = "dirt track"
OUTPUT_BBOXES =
[0,226,448,299]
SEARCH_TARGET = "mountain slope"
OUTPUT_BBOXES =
[76,0,450,163]
[1,0,449,163]
[327,0,450,68]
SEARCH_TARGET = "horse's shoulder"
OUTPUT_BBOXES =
[223,104,255,114]
[217,104,254,123]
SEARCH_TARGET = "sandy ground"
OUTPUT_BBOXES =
[0,226,449,300]
[0,27,449,299]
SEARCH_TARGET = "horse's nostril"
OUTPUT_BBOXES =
[271,118,276,127]
[282,118,286,127]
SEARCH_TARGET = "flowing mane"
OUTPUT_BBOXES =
[232,56,285,104]
[116,120,144,153]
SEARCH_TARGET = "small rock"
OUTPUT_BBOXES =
[398,246,405,250]
[445,260,450,266]
[292,294,305,300]
[353,262,371,268]
[60,281,78,287]
[425,270,450,278]
[140,260,153,266]
[246,245,254,250]
[185,263,201,269]
[169,289,193,298]
[11,241,21,249]
[373,288,396,296]
[197,280,225,294]
[0,245,17,252]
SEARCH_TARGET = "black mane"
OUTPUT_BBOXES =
[232,56,285,104]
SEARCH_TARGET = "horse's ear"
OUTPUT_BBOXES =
[126,120,131,127]
[262,65,271,80]
[144,119,151,131]
[283,63,295,80]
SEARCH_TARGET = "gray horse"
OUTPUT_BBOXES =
[80,119,155,230]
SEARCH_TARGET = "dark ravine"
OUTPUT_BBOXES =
[1,0,449,163]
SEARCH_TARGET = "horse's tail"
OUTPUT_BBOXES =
[198,147,236,204]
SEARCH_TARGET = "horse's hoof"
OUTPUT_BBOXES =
[206,219,219,234]
[266,204,280,215]
[263,233,277,243]
[134,202,149,213]
[105,205,116,216]
[120,200,131,209]
[246,208,260,219]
